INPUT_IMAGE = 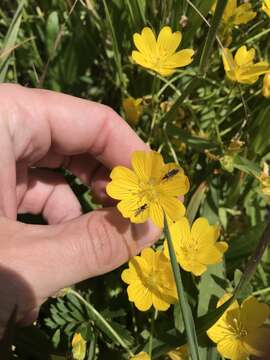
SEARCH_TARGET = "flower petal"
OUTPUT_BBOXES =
[140,27,157,55]
[127,284,152,311]
[215,241,229,254]
[141,247,155,266]
[117,197,148,223]
[107,166,139,200]
[240,296,270,330]
[233,4,256,25]
[191,217,220,245]
[171,217,191,248]
[158,164,190,196]
[179,256,207,276]
[217,337,248,360]
[133,33,151,57]
[235,46,255,67]
[157,26,182,57]
[152,292,171,311]
[159,195,186,223]
[149,202,164,228]
[244,327,270,357]
[222,48,235,72]
[164,49,194,68]
[131,150,164,182]
[132,50,151,69]
[197,244,224,265]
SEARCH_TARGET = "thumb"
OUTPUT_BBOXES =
[1,209,160,302]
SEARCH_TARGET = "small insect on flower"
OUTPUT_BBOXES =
[162,168,180,181]
[134,203,148,217]
[222,46,269,84]
[106,150,189,228]
[131,26,194,76]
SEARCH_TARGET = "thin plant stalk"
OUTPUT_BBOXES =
[163,213,200,360]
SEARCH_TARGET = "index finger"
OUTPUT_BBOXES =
[1,84,148,168]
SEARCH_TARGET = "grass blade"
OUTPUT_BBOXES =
[0,0,24,82]
[163,213,200,360]
[186,181,208,224]
[102,0,126,92]
[198,0,228,74]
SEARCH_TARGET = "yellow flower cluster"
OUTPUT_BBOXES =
[207,294,270,360]
[107,150,228,311]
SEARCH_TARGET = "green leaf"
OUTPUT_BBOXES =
[233,269,253,300]
[233,155,260,176]
[51,329,61,349]
[182,0,214,47]
[186,181,208,224]
[0,0,24,82]
[197,263,228,317]
[45,11,60,57]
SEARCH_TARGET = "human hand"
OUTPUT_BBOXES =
[0,84,160,337]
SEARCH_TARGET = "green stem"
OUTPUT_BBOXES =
[198,0,228,74]
[68,289,134,358]
[233,217,270,299]
[252,286,270,296]
[148,309,158,358]
[163,213,200,360]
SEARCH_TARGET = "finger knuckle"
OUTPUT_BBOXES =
[84,212,114,272]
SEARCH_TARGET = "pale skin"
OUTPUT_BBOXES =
[0,84,160,338]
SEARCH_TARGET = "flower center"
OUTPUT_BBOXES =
[146,270,160,290]
[138,178,160,202]
[229,318,248,339]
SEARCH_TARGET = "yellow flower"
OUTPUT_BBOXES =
[258,162,270,203]
[121,248,178,311]
[262,73,270,97]
[262,0,270,17]
[222,46,269,84]
[131,26,194,76]
[130,352,151,360]
[207,294,270,360]
[106,150,189,228]
[71,333,87,360]
[212,0,256,26]
[123,97,143,125]
[164,217,228,276]
[167,345,189,360]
